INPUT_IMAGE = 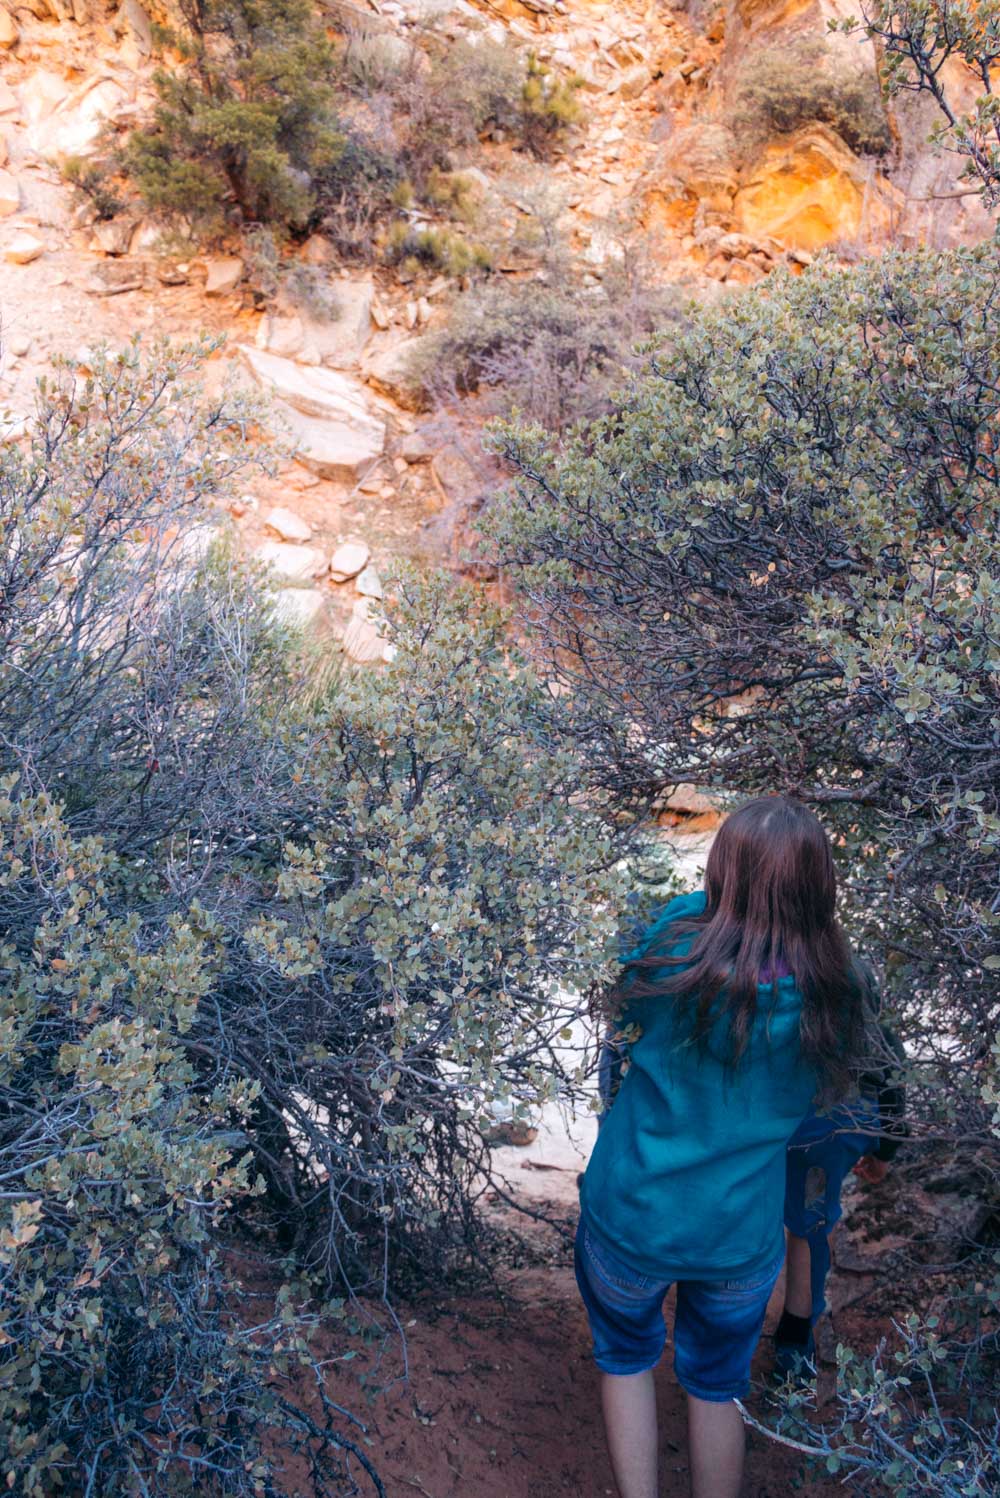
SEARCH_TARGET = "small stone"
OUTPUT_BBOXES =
[370,298,390,331]
[416,295,431,326]
[355,563,383,599]
[8,333,31,357]
[204,256,244,296]
[0,168,18,217]
[4,232,44,264]
[256,540,326,583]
[405,300,418,331]
[0,6,18,48]
[329,540,370,583]
[264,505,312,543]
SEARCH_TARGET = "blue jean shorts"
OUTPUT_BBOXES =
[575,1216,783,1400]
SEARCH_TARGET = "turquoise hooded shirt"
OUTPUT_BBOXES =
[580,890,818,1281]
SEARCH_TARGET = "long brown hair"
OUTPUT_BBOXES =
[620,796,866,1095]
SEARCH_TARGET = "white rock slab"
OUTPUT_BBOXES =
[256,540,326,583]
[239,346,386,483]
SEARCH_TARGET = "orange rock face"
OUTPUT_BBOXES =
[734,126,899,249]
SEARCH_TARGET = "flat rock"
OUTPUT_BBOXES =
[4,231,43,263]
[255,540,326,583]
[274,587,327,630]
[204,255,244,296]
[85,262,144,295]
[329,540,369,583]
[239,346,385,482]
[264,505,312,543]
[0,168,18,216]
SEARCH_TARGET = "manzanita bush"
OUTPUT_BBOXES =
[0,342,622,1494]
[487,241,1000,1493]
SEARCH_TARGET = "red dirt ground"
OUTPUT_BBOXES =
[315,1251,843,1498]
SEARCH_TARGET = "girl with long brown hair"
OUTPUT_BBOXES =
[576,796,869,1498]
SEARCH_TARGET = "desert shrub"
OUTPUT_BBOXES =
[520,52,584,157]
[0,338,622,1485]
[727,38,892,156]
[384,219,493,276]
[62,152,123,220]
[414,253,684,428]
[121,0,344,228]
[487,244,1000,1492]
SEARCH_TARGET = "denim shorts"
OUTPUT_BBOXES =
[575,1215,783,1400]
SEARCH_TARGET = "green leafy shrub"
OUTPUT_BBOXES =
[0,337,622,1485]
[384,219,493,276]
[62,152,123,221]
[520,52,584,157]
[487,243,1000,1492]
[121,0,344,227]
[727,38,892,156]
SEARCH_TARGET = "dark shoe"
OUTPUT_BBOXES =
[773,1328,816,1387]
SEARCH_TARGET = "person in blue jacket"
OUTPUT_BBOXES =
[576,796,870,1498]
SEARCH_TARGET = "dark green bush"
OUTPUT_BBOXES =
[121,0,344,227]
[728,38,892,156]
[487,243,1000,1494]
[0,339,620,1489]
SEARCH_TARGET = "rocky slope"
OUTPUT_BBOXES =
[0,0,993,654]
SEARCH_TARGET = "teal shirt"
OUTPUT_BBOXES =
[581,891,818,1281]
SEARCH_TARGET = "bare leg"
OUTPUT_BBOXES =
[783,1231,812,1318]
[687,1394,745,1498]
[600,1370,658,1498]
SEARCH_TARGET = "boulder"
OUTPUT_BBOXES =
[264,505,312,543]
[91,218,135,256]
[274,588,327,630]
[0,6,18,48]
[238,346,386,482]
[255,313,310,362]
[255,540,326,583]
[4,231,44,264]
[204,255,244,296]
[735,126,897,251]
[399,428,433,463]
[361,334,427,411]
[8,333,31,357]
[0,168,18,216]
[329,540,369,582]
